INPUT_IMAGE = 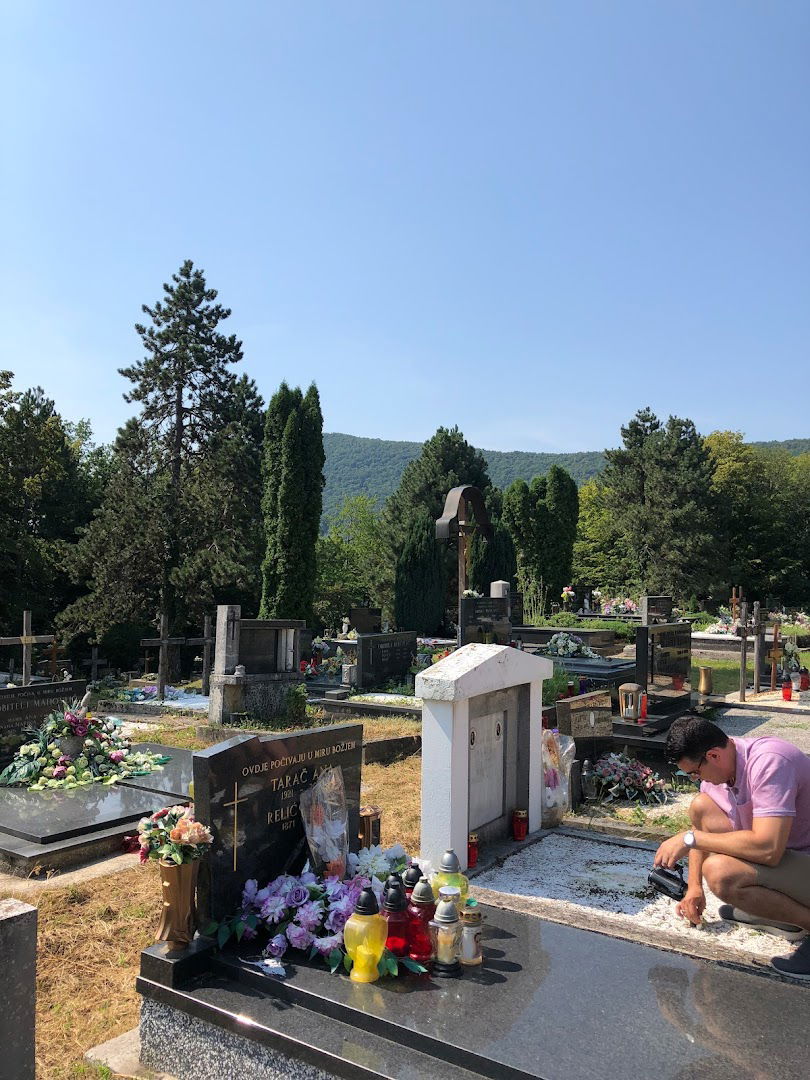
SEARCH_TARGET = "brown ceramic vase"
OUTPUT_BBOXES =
[155,858,198,950]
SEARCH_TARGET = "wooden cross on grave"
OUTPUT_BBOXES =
[82,645,109,684]
[186,614,214,697]
[767,622,783,693]
[140,614,185,701]
[0,611,55,686]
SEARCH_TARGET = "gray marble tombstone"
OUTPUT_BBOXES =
[208,605,304,726]
[0,899,37,1080]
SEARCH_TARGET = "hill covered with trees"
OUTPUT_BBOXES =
[323,433,810,521]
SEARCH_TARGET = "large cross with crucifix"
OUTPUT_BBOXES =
[0,611,55,686]
[223,781,249,872]
[186,614,214,696]
[140,614,185,701]
[435,486,493,646]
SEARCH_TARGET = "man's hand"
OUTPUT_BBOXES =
[654,832,689,868]
[676,887,706,926]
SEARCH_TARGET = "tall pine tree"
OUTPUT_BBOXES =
[602,408,718,600]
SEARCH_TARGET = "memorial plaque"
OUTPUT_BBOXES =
[355,632,417,688]
[193,724,362,921]
[0,681,87,767]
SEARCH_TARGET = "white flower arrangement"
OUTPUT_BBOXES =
[544,632,598,659]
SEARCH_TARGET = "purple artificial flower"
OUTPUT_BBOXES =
[265,933,288,959]
[270,875,296,898]
[52,766,67,780]
[322,876,345,899]
[325,894,354,933]
[109,750,126,764]
[295,899,324,933]
[299,870,317,886]
[312,932,344,956]
[288,884,310,907]
[260,895,288,924]
[242,879,259,904]
[58,755,72,767]
[286,923,314,951]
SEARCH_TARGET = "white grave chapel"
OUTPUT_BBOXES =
[416,643,553,871]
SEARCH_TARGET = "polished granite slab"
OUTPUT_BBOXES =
[117,744,192,800]
[139,904,810,1080]
[0,781,175,843]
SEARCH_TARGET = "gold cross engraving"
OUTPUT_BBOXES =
[223,782,249,872]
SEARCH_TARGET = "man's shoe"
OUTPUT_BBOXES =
[771,937,810,980]
[717,903,806,942]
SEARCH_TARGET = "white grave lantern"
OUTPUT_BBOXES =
[416,643,553,871]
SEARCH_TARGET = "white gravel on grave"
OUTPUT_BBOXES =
[474,833,795,960]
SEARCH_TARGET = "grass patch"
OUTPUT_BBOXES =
[0,867,159,1080]
[128,724,216,751]
[691,649,810,697]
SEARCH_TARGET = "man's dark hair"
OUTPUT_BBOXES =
[666,715,729,763]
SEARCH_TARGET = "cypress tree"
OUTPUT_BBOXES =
[260,382,325,622]
[394,509,446,634]
[260,384,302,616]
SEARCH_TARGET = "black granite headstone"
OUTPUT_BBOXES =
[355,632,417,688]
[193,724,362,921]
[636,623,691,717]
[639,595,674,625]
[459,596,511,646]
[0,680,87,767]
[349,607,382,634]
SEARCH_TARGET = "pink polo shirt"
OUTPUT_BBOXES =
[701,736,810,854]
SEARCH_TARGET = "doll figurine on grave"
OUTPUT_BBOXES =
[299,766,349,878]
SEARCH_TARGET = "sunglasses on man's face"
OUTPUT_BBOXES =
[671,754,707,781]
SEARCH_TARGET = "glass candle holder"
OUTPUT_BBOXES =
[344,888,388,983]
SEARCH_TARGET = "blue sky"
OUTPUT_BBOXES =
[2,2,808,453]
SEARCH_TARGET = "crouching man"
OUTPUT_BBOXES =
[654,715,810,979]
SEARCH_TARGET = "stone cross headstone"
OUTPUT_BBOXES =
[416,643,553,870]
[140,614,185,700]
[81,645,109,684]
[186,614,215,696]
[0,611,55,686]
[193,724,362,921]
[208,605,304,726]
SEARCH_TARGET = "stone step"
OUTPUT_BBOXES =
[137,974,483,1080]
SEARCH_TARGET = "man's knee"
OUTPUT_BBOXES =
[703,854,747,901]
[689,793,732,833]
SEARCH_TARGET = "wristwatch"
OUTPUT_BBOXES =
[684,830,696,848]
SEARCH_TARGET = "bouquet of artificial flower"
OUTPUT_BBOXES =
[138,805,213,865]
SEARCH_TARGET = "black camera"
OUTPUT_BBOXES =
[648,863,687,901]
